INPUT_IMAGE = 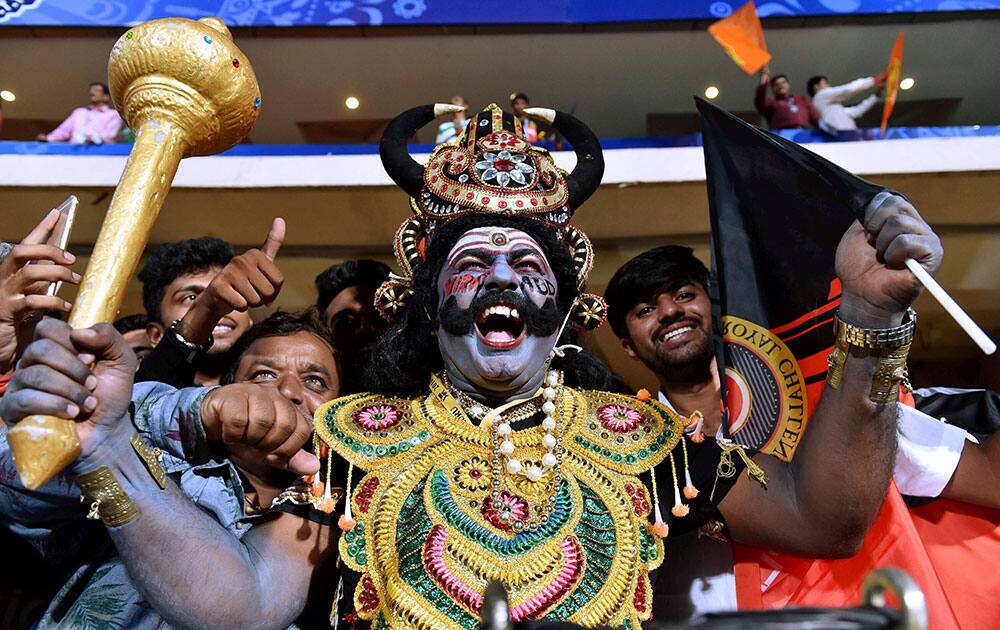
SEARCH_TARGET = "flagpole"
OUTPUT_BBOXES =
[904,258,997,355]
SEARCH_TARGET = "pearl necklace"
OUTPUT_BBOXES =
[441,370,563,482]
[495,369,562,481]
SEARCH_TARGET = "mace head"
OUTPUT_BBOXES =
[108,17,261,157]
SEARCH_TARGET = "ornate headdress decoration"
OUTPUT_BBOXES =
[375,102,606,331]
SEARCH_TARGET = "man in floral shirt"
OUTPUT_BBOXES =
[0,309,338,628]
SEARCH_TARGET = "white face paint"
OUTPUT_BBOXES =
[436,227,562,401]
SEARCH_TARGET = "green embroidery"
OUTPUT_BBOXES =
[395,480,480,630]
[344,522,368,566]
[550,482,617,619]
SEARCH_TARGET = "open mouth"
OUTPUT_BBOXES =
[475,303,525,349]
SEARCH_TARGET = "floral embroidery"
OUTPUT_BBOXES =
[634,573,649,614]
[355,476,381,514]
[475,150,533,187]
[598,404,645,433]
[354,404,400,431]
[624,482,650,517]
[358,574,380,613]
[481,490,529,531]
[453,456,493,492]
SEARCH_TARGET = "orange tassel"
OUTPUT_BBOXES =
[319,497,336,513]
[318,442,329,458]
[653,521,669,538]
[683,485,699,500]
[636,388,651,402]
[690,432,705,443]
[338,514,357,530]
[651,503,669,538]
[311,481,324,498]
[671,504,690,518]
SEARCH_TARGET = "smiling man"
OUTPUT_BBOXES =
[135,221,284,387]
[0,103,943,629]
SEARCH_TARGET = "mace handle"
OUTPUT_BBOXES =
[7,122,187,490]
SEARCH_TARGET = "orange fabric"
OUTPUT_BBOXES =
[909,499,1000,629]
[880,31,905,137]
[0,370,11,396]
[707,1,772,75]
[734,483,959,628]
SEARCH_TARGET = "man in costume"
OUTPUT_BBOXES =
[1,102,942,629]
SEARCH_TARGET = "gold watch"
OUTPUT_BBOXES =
[826,307,916,404]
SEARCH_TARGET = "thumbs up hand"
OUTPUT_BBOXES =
[177,218,286,346]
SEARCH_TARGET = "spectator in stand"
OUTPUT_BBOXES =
[135,219,284,388]
[314,258,390,393]
[509,91,539,142]
[113,314,154,364]
[36,82,123,144]
[754,67,819,130]
[808,74,884,132]
[435,95,470,143]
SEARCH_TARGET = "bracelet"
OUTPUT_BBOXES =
[75,432,168,527]
[167,319,213,363]
[76,466,139,527]
[826,308,916,404]
[131,432,168,490]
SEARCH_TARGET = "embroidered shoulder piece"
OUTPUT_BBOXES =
[565,390,685,475]
[314,392,438,469]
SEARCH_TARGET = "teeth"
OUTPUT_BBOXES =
[662,326,693,341]
[480,305,522,320]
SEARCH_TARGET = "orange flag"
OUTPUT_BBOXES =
[708,1,772,75]
[880,31,905,137]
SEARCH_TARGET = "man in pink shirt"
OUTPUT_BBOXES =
[37,82,123,144]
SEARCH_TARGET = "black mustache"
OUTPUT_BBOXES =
[439,289,562,338]
[652,316,700,343]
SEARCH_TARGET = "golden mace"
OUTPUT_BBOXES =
[7,17,260,489]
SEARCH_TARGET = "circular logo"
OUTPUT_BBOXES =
[721,316,808,462]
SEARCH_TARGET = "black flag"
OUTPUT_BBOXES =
[697,97,885,461]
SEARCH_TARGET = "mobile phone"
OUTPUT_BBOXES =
[45,196,78,297]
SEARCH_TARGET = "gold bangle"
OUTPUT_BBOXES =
[869,341,913,404]
[130,432,168,489]
[76,466,139,527]
[75,432,169,527]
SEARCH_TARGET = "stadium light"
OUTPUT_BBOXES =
[704,85,720,99]
[345,96,360,110]
[0,90,15,102]
[899,77,915,91]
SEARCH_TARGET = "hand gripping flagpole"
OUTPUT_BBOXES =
[904,258,996,355]
[6,17,261,489]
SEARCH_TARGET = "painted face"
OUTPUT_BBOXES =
[622,282,714,379]
[233,331,340,417]
[436,227,562,400]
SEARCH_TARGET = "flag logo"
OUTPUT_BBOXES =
[721,316,808,461]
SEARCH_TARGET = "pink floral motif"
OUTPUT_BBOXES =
[598,404,644,433]
[353,404,400,431]
[481,491,529,531]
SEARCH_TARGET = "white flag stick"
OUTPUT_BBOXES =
[905,258,996,355]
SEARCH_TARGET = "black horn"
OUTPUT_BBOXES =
[526,108,605,209]
[380,104,460,198]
